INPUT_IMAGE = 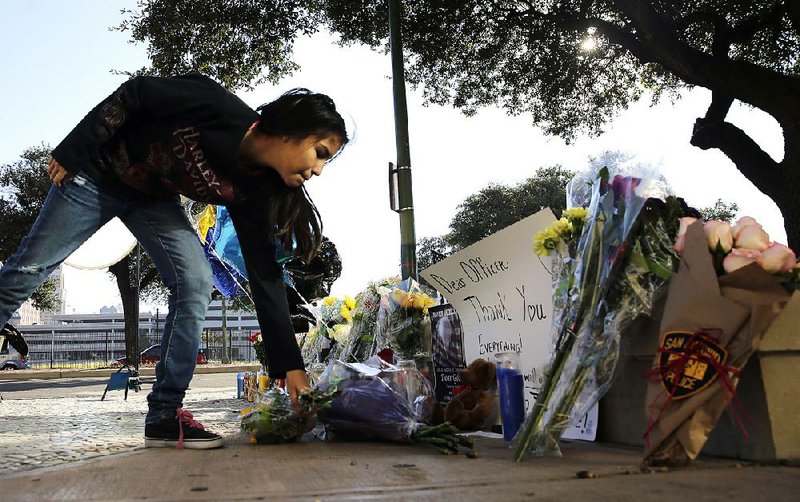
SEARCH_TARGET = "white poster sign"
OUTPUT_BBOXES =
[421,208,596,441]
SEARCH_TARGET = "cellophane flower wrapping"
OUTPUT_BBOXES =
[337,277,401,363]
[374,278,436,362]
[513,168,687,460]
[240,386,339,444]
[642,221,795,466]
[316,360,433,442]
[300,295,355,365]
[311,360,476,454]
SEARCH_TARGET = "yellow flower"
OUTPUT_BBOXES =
[331,324,351,344]
[563,207,588,223]
[552,217,573,237]
[323,296,337,307]
[340,305,352,322]
[411,293,435,311]
[533,227,559,256]
[344,296,356,310]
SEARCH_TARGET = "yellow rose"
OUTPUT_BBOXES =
[323,296,337,307]
[344,296,357,310]
[340,305,352,322]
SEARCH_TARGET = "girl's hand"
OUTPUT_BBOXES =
[285,369,311,410]
[47,156,73,186]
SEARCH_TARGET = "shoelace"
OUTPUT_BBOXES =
[175,408,205,449]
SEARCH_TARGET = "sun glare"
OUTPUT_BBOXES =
[580,37,597,52]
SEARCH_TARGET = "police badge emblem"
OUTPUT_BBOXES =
[658,331,728,400]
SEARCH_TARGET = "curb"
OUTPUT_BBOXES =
[0,364,261,380]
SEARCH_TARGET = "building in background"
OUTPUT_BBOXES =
[15,299,263,368]
[9,265,66,326]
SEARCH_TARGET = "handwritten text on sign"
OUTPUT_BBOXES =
[421,208,596,441]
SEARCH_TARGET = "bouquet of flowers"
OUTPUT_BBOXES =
[316,361,475,455]
[513,168,691,460]
[374,278,437,362]
[240,386,340,444]
[249,331,268,371]
[643,216,797,466]
[337,277,401,363]
[300,295,355,365]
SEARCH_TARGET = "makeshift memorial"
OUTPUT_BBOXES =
[643,218,798,466]
[300,295,355,365]
[514,168,691,460]
[240,386,340,444]
[375,278,437,363]
[338,277,401,363]
[444,358,497,431]
[316,361,475,455]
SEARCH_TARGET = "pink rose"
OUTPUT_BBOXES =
[673,217,699,253]
[757,242,797,274]
[703,220,733,253]
[722,248,762,274]
[734,223,770,251]
[732,216,759,239]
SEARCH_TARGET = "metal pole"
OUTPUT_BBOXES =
[221,298,229,364]
[133,244,141,373]
[388,0,418,281]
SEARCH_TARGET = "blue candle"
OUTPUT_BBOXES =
[497,366,525,441]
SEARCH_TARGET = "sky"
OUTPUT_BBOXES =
[0,0,787,314]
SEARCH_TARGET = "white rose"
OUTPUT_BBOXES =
[703,220,733,253]
[757,242,797,274]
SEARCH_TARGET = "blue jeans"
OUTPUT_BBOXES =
[0,173,213,424]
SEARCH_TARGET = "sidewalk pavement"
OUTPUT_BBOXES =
[1,370,798,501]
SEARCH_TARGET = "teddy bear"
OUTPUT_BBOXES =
[442,358,497,431]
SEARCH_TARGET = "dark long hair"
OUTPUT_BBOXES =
[255,88,348,263]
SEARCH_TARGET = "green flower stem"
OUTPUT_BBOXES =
[514,198,609,461]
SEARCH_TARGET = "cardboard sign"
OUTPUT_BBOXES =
[421,208,596,441]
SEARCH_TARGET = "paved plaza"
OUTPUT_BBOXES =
[0,372,243,474]
[1,370,798,501]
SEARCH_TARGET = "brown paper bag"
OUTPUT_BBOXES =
[642,223,790,466]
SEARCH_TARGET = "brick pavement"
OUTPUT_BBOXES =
[0,373,244,475]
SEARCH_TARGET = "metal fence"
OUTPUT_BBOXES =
[22,328,261,370]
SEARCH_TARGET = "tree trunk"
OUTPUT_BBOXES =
[109,254,140,370]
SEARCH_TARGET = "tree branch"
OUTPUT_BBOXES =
[788,0,800,35]
[612,0,800,120]
[705,91,734,122]
[690,115,782,200]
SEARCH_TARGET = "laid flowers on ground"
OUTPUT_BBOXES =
[514,168,695,460]
[300,295,356,365]
[375,278,437,362]
[337,277,401,363]
[643,216,798,466]
[240,386,340,444]
[316,361,475,455]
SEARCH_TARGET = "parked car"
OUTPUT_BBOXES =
[113,344,208,367]
[1,324,30,370]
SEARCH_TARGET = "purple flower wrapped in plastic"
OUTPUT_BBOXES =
[316,361,475,455]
